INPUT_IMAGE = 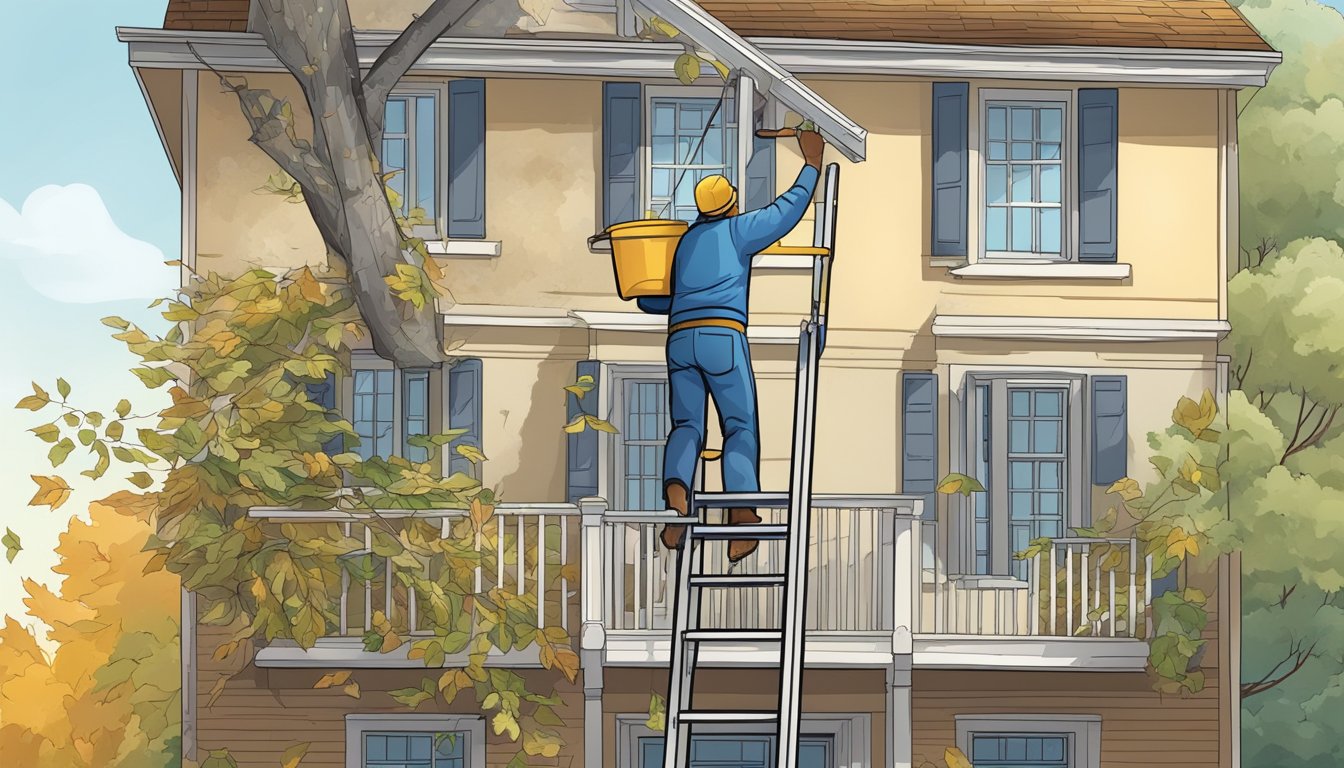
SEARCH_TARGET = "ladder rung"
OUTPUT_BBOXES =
[678,710,779,724]
[689,524,789,541]
[693,492,791,509]
[684,629,782,643]
[689,574,786,588]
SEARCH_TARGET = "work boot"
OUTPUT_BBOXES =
[660,482,691,551]
[727,508,762,563]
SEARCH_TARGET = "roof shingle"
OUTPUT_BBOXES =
[161,0,1271,51]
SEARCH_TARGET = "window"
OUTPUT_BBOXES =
[348,356,434,464]
[970,734,1070,768]
[647,91,739,222]
[955,715,1101,768]
[964,377,1083,578]
[363,732,464,768]
[618,377,670,511]
[637,735,832,768]
[345,715,484,768]
[982,97,1067,260]
[384,92,440,238]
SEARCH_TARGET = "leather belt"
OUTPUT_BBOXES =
[668,318,747,335]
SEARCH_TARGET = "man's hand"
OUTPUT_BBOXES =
[798,129,825,170]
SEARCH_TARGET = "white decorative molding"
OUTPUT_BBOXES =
[441,303,583,328]
[427,239,501,258]
[117,28,1280,88]
[570,310,801,343]
[949,262,1132,280]
[256,637,543,668]
[602,630,896,667]
[346,714,486,768]
[932,315,1231,342]
[752,252,815,270]
[956,714,1102,768]
[913,636,1149,672]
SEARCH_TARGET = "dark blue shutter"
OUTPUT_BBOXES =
[744,130,775,211]
[305,372,343,455]
[448,358,483,477]
[603,82,642,227]
[1091,375,1128,485]
[1152,568,1180,600]
[567,361,601,503]
[931,82,969,258]
[448,79,486,238]
[902,372,939,518]
[1078,89,1119,263]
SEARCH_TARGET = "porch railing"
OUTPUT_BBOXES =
[587,495,923,634]
[917,533,1155,639]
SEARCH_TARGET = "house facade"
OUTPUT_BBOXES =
[121,1,1278,767]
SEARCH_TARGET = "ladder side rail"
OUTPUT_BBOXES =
[662,530,703,767]
[775,321,823,768]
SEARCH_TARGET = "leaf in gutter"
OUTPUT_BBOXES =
[673,53,701,85]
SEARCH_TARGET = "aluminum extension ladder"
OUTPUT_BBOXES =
[661,162,840,768]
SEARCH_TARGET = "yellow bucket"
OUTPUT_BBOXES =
[589,219,689,300]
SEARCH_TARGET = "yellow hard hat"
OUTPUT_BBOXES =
[694,174,738,217]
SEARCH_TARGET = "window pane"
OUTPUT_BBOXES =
[415,96,437,218]
[1011,141,1033,160]
[1011,390,1031,417]
[987,141,1006,161]
[986,165,1007,205]
[653,104,675,136]
[985,208,1008,251]
[1010,460,1033,489]
[385,98,407,134]
[1034,420,1061,453]
[1040,165,1061,204]
[1039,142,1061,161]
[1039,461,1062,490]
[1039,493,1061,519]
[1011,107,1034,140]
[1011,208,1032,251]
[1036,390,1062,417]
[1010,165,1032,203]
[1040,208,1062,254]
[1010,419,1030,453]
[652,135,674,164]
[1010,492,1033,520]
[679,104,706,131]
[988,107,1007,141]
[403,371,430,463]
[1040,107,1063,141]
[652,168,672,197]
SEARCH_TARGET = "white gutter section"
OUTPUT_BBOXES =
[632,0,868,162]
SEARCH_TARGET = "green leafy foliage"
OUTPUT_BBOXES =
[12,264,577,761]
[2,528,20,563]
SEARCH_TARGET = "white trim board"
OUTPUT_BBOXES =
[603,631,899,668]
[256,638,543,669]
[913,636,1149,672]
[931,315,1231,342]
[117,28,1280,88]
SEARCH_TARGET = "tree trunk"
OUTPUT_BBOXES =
[239,0,489,368]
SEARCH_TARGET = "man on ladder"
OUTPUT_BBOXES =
[636,129,827,563]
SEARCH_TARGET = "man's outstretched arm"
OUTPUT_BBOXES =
[731,130,826,256]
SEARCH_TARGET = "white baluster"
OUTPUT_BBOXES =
[1066,544,1075,636]
[1128,539,1138,638]
[537,513,547,629]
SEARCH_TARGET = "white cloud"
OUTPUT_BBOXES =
[0,184,176,303]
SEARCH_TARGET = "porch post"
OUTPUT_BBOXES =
[889,512,917,768]
[580,497,609,768]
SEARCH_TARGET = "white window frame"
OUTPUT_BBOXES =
[957,372,1088,578]
[975,88,1078,264]
[955,714,1101,768]
[643,84,742,221]
[616,712,870,768]
[604,363,671,512]
[345,714,485,768]
[385,83,450,240]
[344,352,446,472]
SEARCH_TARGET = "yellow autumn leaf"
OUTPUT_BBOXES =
[455,444,488,464]
[937,476,963,494]
[279,742,310,768]
[28,475,72,511]
[343,682,361,699]
[1105,477,1143,502]
[523,729,563,758]
[314,670,352,689]
[492,710,521,741]
[585,415,619,433]
[674,52,701,85]
[562,414,587,433]
[1171,389,1217,437]
[207,675,229,707]
[647,15,680,37]
[945,746,973,768]
[293,267,325,304]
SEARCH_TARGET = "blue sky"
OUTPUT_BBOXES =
[0,0,179,628]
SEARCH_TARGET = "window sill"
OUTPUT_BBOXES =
[426,239,501,259]
[949,263,1131,280]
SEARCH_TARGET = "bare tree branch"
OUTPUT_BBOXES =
[1283,405,1339,462]
[361,0,488,143]
[1241,640,1318,699]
